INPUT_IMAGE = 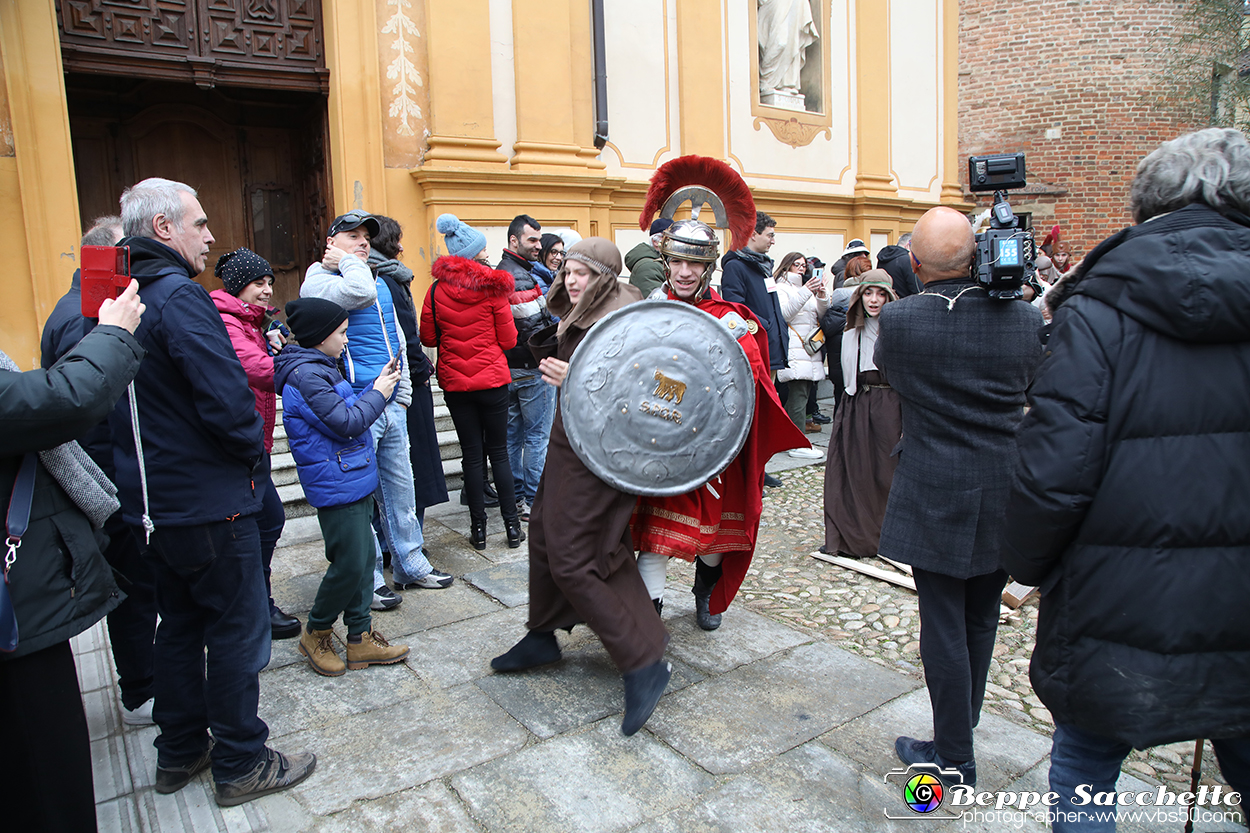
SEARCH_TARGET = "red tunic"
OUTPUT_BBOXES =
[631,288,810,614]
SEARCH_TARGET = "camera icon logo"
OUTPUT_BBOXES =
[883,763,966,820]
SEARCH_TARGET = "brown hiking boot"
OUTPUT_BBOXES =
[299,627,345,677]
[346,628,409,669]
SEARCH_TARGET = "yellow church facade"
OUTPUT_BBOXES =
[0,0,962,367]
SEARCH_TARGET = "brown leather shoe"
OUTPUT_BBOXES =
[346,629,410,669]
[298,627,345,677]
[805,420,821,433]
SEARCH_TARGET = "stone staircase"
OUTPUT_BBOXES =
[273,381,462,520]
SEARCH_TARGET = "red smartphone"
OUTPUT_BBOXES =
[81,245,131,318]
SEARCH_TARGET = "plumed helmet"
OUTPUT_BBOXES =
[639,155,756,301]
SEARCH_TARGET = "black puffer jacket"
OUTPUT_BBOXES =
[875,245,921,298]
[1,326,144,659]
[1002,203,1250,749]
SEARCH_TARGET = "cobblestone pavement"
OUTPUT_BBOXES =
[741,460,1239,801]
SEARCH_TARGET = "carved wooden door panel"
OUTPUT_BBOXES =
[58,0,326,92]
[126,105,246,291]
[239,125,304,308]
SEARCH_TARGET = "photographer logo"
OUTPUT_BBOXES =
[903,772,944,813]
[883,764,965,820]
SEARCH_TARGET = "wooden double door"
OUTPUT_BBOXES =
[67,77,330,309]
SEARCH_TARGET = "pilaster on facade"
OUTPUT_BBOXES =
[0,0,80,363]
[853,0,897,200]
[421,0,509,170]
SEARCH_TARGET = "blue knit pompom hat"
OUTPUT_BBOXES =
[437,213,487,260]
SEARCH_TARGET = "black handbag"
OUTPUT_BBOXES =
[2,453,37,652]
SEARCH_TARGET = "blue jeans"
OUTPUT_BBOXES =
[370,401,431,587]
[507,368,555,505]
[1049,723,1250,832]
[139,516,271,782]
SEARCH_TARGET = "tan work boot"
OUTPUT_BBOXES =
[298,627,345,677]
[345,628,409,669]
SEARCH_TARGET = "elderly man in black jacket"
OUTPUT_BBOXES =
[110,177,314,807]
[1,282,144,832]
[1003,128,1250,827]
[875,205,1044,787]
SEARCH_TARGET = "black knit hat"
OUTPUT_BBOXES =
[285,298,349,348]
[214,247,274,296]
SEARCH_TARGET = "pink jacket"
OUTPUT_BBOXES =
[211,288,278,452]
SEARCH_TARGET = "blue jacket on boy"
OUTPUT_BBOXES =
[274,346,388,509]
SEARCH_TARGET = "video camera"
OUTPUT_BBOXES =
[967,153,1037,301]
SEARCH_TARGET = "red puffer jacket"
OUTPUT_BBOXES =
[211,288,278,451]
[420,256,517,392]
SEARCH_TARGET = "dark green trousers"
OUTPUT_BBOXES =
[309,496,376,635]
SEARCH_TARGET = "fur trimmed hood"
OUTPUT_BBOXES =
[431,255,515,296]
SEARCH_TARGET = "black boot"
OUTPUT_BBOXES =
[505,517,526,548]
[692,558,723,631]
[652,598,664,617]
[470,518,487,551]
[621,659,672,736]
[490,630,561,672]
[270,603,301,640]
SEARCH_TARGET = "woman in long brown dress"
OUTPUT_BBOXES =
[822,269,902,558]
[489,237,672,737]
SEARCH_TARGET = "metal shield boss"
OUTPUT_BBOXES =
[561,300,756,496]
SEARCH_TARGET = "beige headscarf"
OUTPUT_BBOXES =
[547,237,642,337]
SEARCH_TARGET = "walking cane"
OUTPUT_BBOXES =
[1184,738,1203,833]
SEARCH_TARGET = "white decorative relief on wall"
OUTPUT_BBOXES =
[383,0,423,136]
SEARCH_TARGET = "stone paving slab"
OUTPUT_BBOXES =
[375,582,505,642]
[463,559,531,607]
[288,782,482,833]
[647,641,919,775]
[281,680,530,816]
[659,597,811,677]
[404,605,531,688]
[259,660,427,739]
[475,639,654,739]
[452,720,717,833]
[822,686,1052,796]
[635,740,913,833]
[268,539,330,581]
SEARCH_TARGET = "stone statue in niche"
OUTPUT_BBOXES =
[758,0,819,112]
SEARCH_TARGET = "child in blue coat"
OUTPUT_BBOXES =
[275,298,409,676]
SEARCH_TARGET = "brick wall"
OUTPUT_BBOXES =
[958,0,1204,258]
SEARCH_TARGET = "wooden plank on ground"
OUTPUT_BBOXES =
[810,551,916,590]
[1002,581,1037,609]
[878,556,913,576]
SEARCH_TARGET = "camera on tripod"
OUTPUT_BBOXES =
[967,153,1036,300]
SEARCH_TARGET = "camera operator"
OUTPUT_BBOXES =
[874,205,1044,786]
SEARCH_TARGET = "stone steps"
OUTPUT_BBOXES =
[274,378,463,520]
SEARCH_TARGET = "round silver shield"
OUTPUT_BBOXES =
[561,300,756,496]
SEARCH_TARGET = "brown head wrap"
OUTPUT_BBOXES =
[844,269,898,331]
[547,237,642,336]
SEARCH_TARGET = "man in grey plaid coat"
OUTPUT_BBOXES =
[874,206,1043,786]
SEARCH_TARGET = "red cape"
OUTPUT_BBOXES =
[632,289,810,613]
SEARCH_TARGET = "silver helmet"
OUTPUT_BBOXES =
[659,219,720,300]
